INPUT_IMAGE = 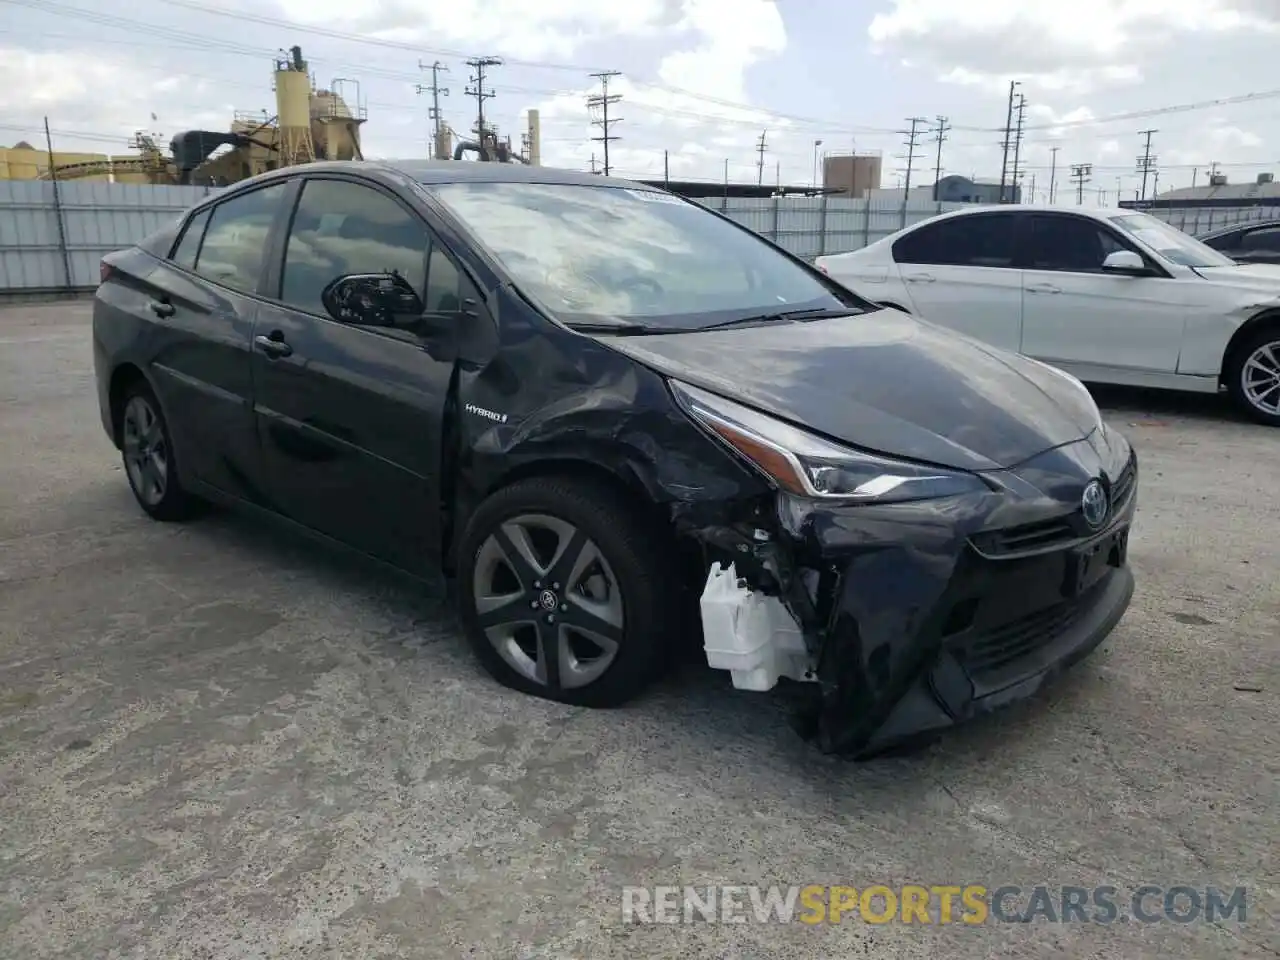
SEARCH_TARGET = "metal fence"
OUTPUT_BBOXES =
[1142,204,1280,237]
[0,178,1273,294]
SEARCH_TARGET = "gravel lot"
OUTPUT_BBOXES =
[0,300,1276,960]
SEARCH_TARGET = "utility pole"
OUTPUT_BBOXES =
[663,149,669,188]
[1116,176,1123,204]
[587,70,622,177]
[415,60,450,159]
[894,118,926,226]
[464,56,502,139]
[1029,173,1036,204]
[1049,146,1059,204]
[998,80,1019,203]
[1070,163,1092,205]
[589,153,599,174]
[1010,92,1028,200]
[1136,128,1158,202]
[930,115,949,206]
[755,129,768,186]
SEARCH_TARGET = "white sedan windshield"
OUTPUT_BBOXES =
[1109,213,1236,268]
[425,180,846,326]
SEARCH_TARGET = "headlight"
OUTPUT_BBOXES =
[670,381,988,503]
[1026,358,1104,432]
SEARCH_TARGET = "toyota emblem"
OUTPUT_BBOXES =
[1081,479,1109,529]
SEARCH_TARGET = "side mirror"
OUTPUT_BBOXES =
[321,272,425,329]
[1101,250,1148,275]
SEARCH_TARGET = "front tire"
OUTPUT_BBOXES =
[456,475,678,707]
[118,382,202,521]
[1226,327,1280,426]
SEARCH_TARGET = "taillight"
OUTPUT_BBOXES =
[100,260,113,283]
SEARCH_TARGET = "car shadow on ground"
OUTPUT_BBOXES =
[174,500,1100,809]
[1087,382,1241,425]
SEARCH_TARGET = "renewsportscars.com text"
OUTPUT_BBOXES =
[621,884,1248,925]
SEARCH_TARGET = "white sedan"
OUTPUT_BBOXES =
[815,205,1280,426]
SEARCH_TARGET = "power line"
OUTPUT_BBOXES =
[464,56,502,137]
[1136,128,1158,202]
[11,0,1280,140]
[1070,163,1093,206]
[755,129,768,186]
[415,60,449,160]
[587,70,622,177]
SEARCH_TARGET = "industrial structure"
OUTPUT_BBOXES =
[0,45,544,186]
[821,153,883,198]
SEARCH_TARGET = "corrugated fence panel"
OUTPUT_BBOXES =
[2,178,1274,291]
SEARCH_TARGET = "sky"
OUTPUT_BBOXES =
[1,0,1278,204]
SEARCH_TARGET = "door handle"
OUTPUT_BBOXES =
[905,273,935,283]
[148,299,175,318]
[1027,283,1062,294]
[254,333,293,358]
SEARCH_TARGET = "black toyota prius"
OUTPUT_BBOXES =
[92,160,1137,757]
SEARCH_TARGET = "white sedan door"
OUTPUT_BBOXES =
[1019,213,1185,373]
[889,211,1024,352]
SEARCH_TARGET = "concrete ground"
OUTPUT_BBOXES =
[0,301,1276,960]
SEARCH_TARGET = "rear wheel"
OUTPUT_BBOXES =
[118,382,202,520]
[1226,327,1280,426]
[456,475,678,707]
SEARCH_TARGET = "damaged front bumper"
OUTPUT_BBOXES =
[695,434,1138,759]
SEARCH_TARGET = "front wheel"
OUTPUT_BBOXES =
[1226,328,1280,426]
[456,475,678,707]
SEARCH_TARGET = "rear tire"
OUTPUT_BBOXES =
[1226,326,1280,426]
[118,381,203,521]
[456,475,679,707]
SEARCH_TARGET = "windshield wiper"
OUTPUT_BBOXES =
[696,307,862,332]
[563,320,666,335]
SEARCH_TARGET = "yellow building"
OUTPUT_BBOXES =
[0,141,159,183]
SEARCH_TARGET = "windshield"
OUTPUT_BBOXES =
[424,180,856,330]
[1108,213,1236,268]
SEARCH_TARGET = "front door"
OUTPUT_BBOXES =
[890,210,1024,351]
[1019,213,1185,374]
[250,175,469,577]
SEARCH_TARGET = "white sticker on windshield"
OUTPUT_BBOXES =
[624,189,685,205]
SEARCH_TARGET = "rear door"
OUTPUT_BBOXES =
[144,181,290,501]
[250,174,472,576]
[889,212,1024,351]
[1018,212,1184,373]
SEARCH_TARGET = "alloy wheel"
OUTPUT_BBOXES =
[472,513,624,691]
[1242,340,1280,416]
[122,395,169,507]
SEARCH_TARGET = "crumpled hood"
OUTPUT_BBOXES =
[599,309,1099,471]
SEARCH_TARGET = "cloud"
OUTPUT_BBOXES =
[0,47,232,148]
[528,0,790,180]
[270,0,673,61]
[868,0,1280,93]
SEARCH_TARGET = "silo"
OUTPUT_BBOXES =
[274,46,316,167]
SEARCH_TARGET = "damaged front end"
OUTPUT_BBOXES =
[670,381,1138,760]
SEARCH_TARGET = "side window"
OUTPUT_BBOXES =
[280,178,429,322]
[170,209,210,270]
[1027,216,1132,273]
[893,214,1017,268]
[423,243,464,313]
[193,183,287,293]
[1240,227,1280,253]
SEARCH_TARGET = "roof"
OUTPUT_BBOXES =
[916,203,1134,223]
[380,159,652,188]
[1156,181,1280,202]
